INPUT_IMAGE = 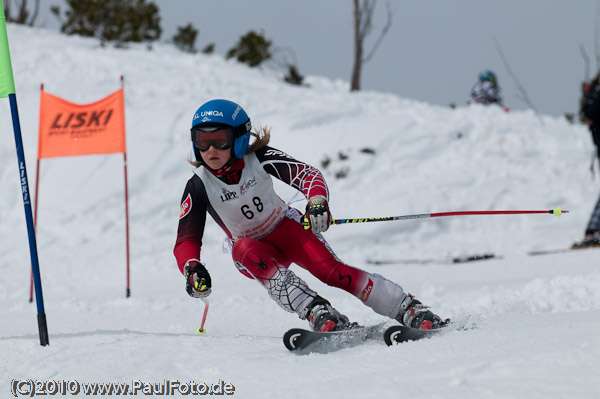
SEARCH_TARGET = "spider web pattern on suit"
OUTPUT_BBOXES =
[258,147,329,200]
[235,259,316,315]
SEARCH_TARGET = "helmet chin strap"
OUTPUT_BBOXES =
[214,161,233,174]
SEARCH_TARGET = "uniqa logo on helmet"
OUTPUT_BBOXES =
[193,110,224,121]
[201,110,224,118]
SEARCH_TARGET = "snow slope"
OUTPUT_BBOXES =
[1,24,599,398]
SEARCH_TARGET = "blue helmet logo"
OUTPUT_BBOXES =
[191,99,252,162]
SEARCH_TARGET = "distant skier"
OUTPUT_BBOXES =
[468,70,504,107]
[174,99,448,333]
[573,76,600,248]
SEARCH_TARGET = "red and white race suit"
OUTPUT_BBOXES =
[174,146,406,319]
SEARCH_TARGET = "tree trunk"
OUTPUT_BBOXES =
[17,0,29,24]
[350,0,363,92]
[4,0,40,25]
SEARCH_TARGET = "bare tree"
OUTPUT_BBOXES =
[3,0,40,26]
[578,1,600,83]
[492,36,541,123]
[580,43,591,84]
[350,0,392,92]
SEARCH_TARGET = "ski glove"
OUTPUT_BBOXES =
[304,195,332,234]
[184,260,212,298]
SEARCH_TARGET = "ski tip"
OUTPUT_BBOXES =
[196,328,207,335]
[552,207,567,217]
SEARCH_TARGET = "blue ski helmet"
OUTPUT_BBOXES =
[190,99,252,162]
[478,70,497,85]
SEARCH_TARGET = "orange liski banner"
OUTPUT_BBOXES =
[31,82,131,301]
[38,88,126,159]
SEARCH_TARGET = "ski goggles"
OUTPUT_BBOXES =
[191,126,235,151]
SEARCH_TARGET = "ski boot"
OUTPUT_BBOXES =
[395,294,449,330]
[571,231,600,249]
[301,296,356,332]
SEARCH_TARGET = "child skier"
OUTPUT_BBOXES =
[468,70,504,107]
[174,99,448,332]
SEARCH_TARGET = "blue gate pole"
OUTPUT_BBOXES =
[1,1,49,345]
[9,93,49,346]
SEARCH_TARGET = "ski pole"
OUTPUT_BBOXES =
[196,297,209,335]
[303,207,567,229]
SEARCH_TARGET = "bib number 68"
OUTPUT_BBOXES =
[241,197,264,219]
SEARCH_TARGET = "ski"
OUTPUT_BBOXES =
[383,325,442,345]
[283,323,386,354]
[528,244,600,256]
[384,317,477,345]
[367,253,498,265]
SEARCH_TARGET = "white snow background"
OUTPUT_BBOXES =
[1,24,599,399]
